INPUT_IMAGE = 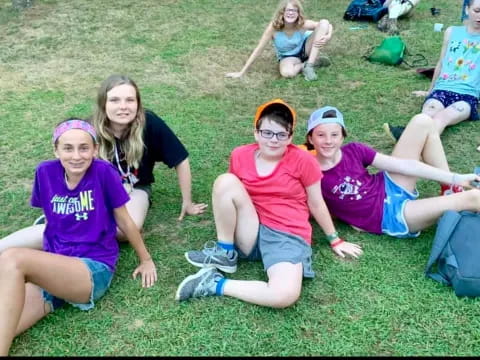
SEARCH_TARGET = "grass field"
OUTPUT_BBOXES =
[1,0,479,356]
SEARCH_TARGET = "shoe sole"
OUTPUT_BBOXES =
[382,123,397,143]
[33,215,46,226]
[175,267,214,301]
[303,75,318,81]
[184,252,237,274]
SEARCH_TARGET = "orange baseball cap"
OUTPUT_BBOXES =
[253,98,297,130]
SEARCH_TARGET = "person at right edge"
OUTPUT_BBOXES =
[384,0,480,153]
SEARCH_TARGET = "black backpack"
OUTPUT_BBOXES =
[343,0,388,22]
[425,210,480,297]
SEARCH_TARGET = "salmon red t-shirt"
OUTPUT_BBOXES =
[229,144,322,244]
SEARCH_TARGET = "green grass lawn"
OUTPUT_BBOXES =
[1,0,479,356]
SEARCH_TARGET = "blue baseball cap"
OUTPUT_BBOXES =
[307,106,346,133]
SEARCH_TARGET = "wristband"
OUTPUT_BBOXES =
[330,238,344,248]
[325,232,339,242]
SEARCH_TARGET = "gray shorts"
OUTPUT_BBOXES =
[236,224,315,278]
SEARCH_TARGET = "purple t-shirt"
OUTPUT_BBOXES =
[320,142,386,234]
[31,159,130,271]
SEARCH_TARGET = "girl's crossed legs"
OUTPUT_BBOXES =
[386,113,480,233]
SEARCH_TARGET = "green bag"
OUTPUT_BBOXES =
[368,36,406,65]
[366,36,427,67]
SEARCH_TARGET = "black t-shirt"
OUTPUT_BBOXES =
[112,110,189,186]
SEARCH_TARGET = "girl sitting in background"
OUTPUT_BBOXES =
[225,0,333,81]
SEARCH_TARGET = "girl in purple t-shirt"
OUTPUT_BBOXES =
[303,106,480,240]
[0,119,157,356]
[0,74,207,252]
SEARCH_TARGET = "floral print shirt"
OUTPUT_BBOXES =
[434,26,480,98]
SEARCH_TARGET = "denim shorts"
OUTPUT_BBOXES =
[236,224,315,278]
[381,172,420,239]
[425,90,479,121]
[278,31,312,62]
[42,258,114,312]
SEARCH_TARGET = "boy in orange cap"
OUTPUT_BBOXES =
[176,99,362,308]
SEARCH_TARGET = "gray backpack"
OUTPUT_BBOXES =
[425,210,480,297]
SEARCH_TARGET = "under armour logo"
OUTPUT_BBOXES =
[75,212,89,221]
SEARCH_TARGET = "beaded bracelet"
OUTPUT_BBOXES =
[325,231,339,242]
[330,238,344,248]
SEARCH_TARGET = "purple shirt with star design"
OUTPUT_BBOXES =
[320,142,386,234]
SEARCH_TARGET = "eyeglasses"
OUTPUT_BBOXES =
[284,8,298,13]
[257,129,291,141]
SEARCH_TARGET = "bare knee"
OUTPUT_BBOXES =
[311,20,331,47]
[0,248,26,275]
[408,113,436,133]
[270,287,301,309]
[316,19,330,31]
[213,173,241,197]
[465,189,480,211]
[279,67,298,78]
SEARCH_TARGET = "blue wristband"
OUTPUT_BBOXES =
[325,232,339,242]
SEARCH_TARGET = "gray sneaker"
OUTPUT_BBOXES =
[302,62,318,81]
[387,18,399,35]
[377,14,389,32]
[175,267,224,301]
[185,241,238,273]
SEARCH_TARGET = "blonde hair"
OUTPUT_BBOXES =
[93,74,145,169]
[272,0,305,31]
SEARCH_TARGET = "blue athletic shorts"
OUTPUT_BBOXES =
[42,257,114,311]
[381,172,420,239]
[236,224,314,278]
[425,89,479,121]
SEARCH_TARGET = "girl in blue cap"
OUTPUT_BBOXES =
[303,107,480,239]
